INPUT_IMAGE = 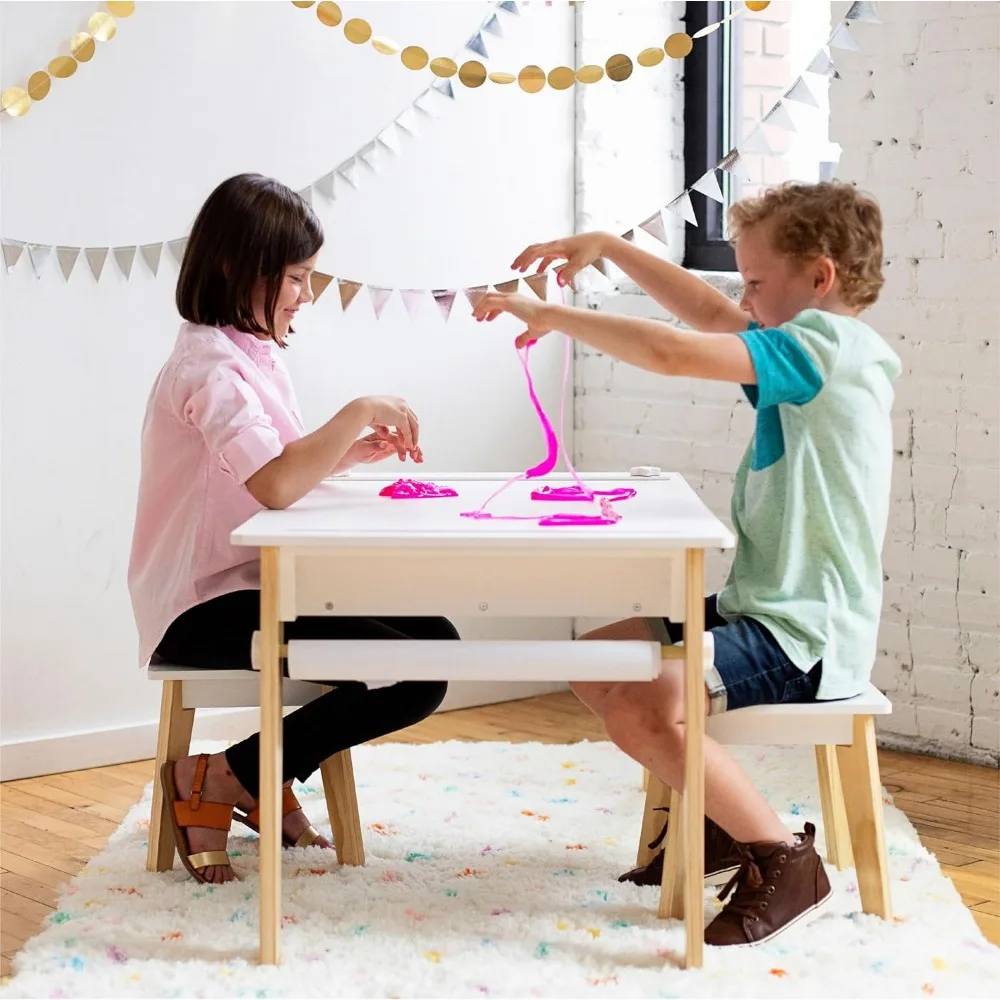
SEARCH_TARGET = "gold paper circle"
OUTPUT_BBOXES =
[70,33,96,62]
[343,18,372,44]
[28,71,51,100]
[576,64,604,84]
[291,1,317,7]
[638,46,665,67]
[746,1,771,10]
[518,65,546,93]
[401,46,428,70]
[1,86,30,117]
[88,12,117,41]
[316,2,342,27]
[489,71,516,84]
[547,66,575,90]
[48,55,78,78]
[106,1,136,16]
[664,32,694,58]
[459,60,487,88]
[372,36,400,55]
[606,54,633,82]
[430,57,457,78]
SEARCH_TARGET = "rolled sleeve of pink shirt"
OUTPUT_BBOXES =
[177,367,285,484]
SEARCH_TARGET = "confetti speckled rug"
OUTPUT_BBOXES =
[2,740,998,999]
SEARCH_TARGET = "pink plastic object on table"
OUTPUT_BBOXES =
[378,479,458,499]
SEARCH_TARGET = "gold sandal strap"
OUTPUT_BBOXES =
[293,826,322,849]
[187,850,233,870]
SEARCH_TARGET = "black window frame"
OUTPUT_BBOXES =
[682,0,738,272]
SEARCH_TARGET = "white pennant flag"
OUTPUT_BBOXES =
[358,142,380,172]
[57,246,81,280]
[314,172,337,200]
[741,127,772,155]
[692,169,725,204]
[114,246,137,280]
[432,289,457,321]
[28,244,52,277]
[845,1,880,23]
[395,108,420,134]
[86,247,109,281]
[140,242,163,277]
[807,48,836,76]
[830,23,860,52]
[692,21,722,40]
[666,192,698,227]
[414,91,442,119]
[2,239,24,271]
[297,186,314,207]
[639,211,667,245]
[368,285,393,319]
[764,101,798,132]
[377,125,401,154]
[167,238,188,267]
[784,77,819,108]
[337,159,360,189]
[399,289,424,320]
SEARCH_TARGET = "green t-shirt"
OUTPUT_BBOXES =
[716,308,902,700]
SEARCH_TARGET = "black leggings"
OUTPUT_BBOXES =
[155,589,455,797]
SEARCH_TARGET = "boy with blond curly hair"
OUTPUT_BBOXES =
[473,181,900,947]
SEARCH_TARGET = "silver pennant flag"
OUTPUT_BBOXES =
[693,21,723,40]
[524,273,548,301]
[368,285,393,320]
[432,289,457,321]
[483,13,503,37]
[2,239,25,271]
[807,48,837,77]
[741,127,772,155]
[432,78,455,100]
[464,285,488,308]
[358,142,380,173]
[167,238,188,266]
[399,289,424,320]
[620,229,636,243]
[845,1,880,23]
[466,32,488,59]
[314,172,337,200]
[338,159,360,189]
[86,247,109,281]
[494,278,520,293]
[591,258,608,276]
[719,148,751,181]
[28,244,52,277]
[297,186,314,207]
[784,77,819,107]
[498,1,519,15]
[666,192,698,227]
[378,125,401,154]
[639,211,667,245]
[691,168,725,204]
[140,242,163,277]
[830,23,860,52]
[114,246,137,280]
[396,108,420,133]
[764,100,798,132]
[57,246,81,280]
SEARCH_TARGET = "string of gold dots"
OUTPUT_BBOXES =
[0,2,135,119]
[291,1,770,91]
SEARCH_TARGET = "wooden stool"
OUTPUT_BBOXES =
[639,683,893,922]
[145,665,365,872]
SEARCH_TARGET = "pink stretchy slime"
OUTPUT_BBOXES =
[530,485,637,502]
[379,479,458,499]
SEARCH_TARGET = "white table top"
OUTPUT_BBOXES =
[231,472,735,552]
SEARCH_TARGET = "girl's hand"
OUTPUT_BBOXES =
[473,293,555,349]
[510,232,609,289]
[334,430,423,474]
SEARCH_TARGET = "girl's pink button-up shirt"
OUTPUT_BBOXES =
[128,323,304,665]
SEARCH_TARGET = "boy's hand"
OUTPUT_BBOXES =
[510,232,609,288]
[473,293,555,349]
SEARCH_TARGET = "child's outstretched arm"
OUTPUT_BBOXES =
[511,233,749,333]
[473,293,755,385]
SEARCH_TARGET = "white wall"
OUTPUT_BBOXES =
[0,1,577,778]
[574,1,1000,764]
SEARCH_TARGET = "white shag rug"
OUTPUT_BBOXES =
[2,740,999,999]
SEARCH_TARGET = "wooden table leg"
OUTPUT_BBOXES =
[682,548,705,968]
[259,547,284,965]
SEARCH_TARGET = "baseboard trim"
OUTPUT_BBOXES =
[0,682,569,781]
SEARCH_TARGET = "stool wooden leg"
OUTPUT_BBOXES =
[146,681,195,873]
[642,767,650,792]
[320,749,365,866]
[658,787,685,920]
[815,744,854,870]
[637,771,671,867]
[836,715,892,919]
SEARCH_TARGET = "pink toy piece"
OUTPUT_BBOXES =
[379,479,458,499]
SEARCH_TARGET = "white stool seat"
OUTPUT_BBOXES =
[147,664,325,709]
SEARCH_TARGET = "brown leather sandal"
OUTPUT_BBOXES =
[160,755,237,883]
[233,786,323,849]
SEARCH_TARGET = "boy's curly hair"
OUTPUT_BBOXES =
[728,180,884,310]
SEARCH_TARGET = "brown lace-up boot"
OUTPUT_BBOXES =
[619,806,742,887]
[705,821,833,946]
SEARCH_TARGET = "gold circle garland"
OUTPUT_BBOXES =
[2,2,130,119]
[291,0,770,93]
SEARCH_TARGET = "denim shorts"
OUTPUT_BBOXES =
[647,595,822,716]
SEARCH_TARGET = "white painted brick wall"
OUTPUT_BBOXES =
[574,1,999,765]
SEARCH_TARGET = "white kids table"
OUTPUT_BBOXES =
[231,471,735,968]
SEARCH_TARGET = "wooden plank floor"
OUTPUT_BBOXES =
[2,692,998,977]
